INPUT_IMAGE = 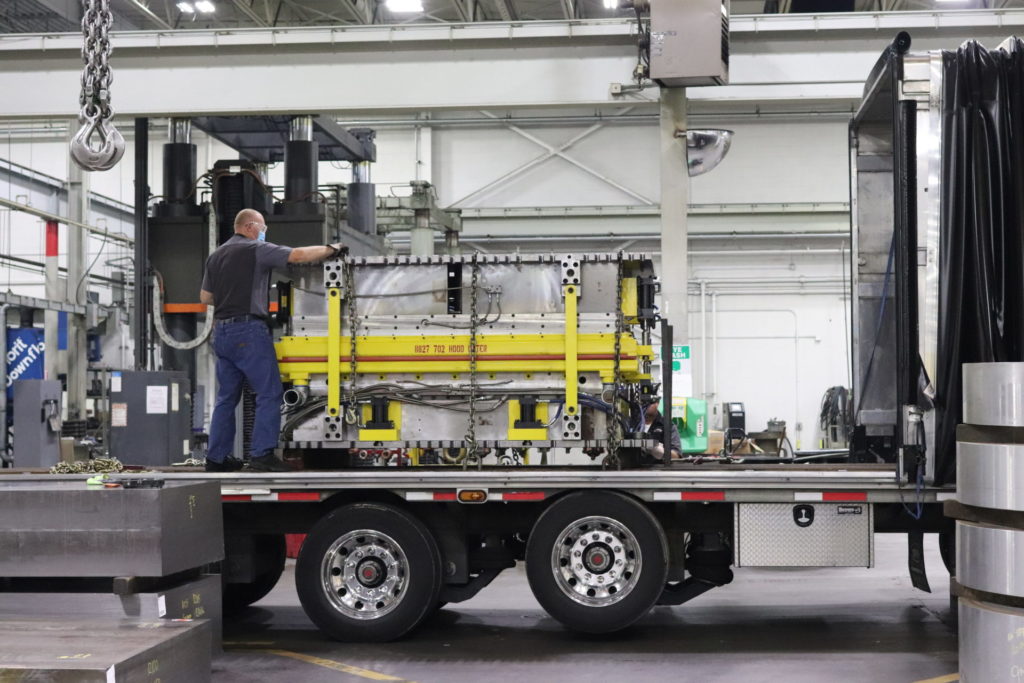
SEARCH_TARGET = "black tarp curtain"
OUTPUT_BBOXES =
[934,38,1024,486]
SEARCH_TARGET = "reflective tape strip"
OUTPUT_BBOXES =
[277,492,321,502]
[222,492,321,502]
[404,491,542,502]
[681,491,726,502]
[501,492,546,501]
[652,491,726,501]
[794,492,868,502]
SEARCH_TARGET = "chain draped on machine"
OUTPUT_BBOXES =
[344,261,359,426]
[604,252,625,470]
[463,254,481,469]
[71,0,125,172]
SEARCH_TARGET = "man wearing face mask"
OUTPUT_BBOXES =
[200,208,344,472]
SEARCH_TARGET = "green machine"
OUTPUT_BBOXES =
[671,397,708,454]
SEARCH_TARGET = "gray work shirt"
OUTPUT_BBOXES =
[201,234,293,319]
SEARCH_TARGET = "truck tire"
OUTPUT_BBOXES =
[223,534,287,614]
[526,491,668,633]
[296,503,442,642]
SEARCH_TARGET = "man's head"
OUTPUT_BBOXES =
[234,209,267,240]
[645,402,661,424]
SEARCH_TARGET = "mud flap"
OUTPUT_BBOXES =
[908,530,931,592]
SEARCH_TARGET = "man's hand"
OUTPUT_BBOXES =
[199,289,214,306]
[288,243,347,264]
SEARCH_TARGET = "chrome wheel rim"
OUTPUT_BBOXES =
[551,515,641,607]
[321,529,408,619]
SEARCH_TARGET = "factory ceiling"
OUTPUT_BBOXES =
[2,0,1021,33]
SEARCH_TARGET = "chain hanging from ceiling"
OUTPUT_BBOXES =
[70,0,125,172]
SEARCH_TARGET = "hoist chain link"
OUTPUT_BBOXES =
[604,252,625,470]
[72,0,124,172]
[344,259,360,426]
[464,255,480,470]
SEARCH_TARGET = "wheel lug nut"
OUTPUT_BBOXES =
[605,536,613,543]
[614,546,622,553]
[591,533,599,541]
[598,576,605,583]
[574,551,581,557]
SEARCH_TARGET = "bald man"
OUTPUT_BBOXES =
[200,208,343,472]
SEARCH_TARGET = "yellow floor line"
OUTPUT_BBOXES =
[912,674,959,683]
[235,648,413,682]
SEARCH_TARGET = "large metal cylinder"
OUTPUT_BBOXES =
[284,140,318,203]
[959,598,1024,683]
[160,143,198,215]
[955,362,1024,683]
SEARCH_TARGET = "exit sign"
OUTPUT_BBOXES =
[671,344,690,371]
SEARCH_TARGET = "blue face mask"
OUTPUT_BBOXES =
[257,229,267,242]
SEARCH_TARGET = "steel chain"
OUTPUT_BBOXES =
[71,0,125,171]
[604,252,625,470]
[344,259,360,425]
[463,255,480,469]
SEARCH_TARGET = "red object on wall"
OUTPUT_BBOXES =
[45,221,58,257]
[286,534,306,559]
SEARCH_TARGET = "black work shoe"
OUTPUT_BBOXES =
[248,454,291,472]
[205,456,244,472]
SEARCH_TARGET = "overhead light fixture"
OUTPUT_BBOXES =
[194,0,216,12]
[679,129,734,177]
[176,1,195,12]
[388,0,424,10]
[603,0,620,8]
[386,0,424,12]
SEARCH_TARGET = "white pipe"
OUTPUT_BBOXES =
[700,280,707,402]
[711,291,718,425]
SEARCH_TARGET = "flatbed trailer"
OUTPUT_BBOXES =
[0,465,956,642]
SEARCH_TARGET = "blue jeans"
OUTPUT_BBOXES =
[208,320,282,462]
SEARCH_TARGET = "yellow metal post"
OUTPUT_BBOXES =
[564,284,579,419]
[326,287,341,417]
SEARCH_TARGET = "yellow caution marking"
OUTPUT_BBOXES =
[233,648,413,682]
[912,674,958,683]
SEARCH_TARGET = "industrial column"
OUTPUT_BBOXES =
[658,88,688,342]
[66,129,90,420]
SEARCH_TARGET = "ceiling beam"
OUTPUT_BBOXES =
[336,0,366,22]
[124,0,173,29]
[487,0,517,21]
[451,0,470,21]
[232,0,269,26]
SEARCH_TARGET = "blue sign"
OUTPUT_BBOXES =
[5,328,45,401]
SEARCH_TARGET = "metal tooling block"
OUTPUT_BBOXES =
[0,481,223,577]
[0,618,211,683]
[0,574,222,654]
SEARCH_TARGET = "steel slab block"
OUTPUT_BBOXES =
[959,597,1024,683]
[957,521,1024,599]
[0,481,223,577]
[0,574,222,654]
[0,618,210,683]
[957,441,1024,512]
[963,362,1024,427]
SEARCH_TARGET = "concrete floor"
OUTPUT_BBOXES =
[217,534,958,683]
